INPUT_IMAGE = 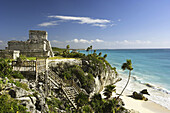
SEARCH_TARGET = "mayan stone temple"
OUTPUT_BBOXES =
[0,30,54,59]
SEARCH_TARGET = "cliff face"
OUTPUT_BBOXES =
[48,58,119,95]
[81,59,119,96]
[93,64,119,94]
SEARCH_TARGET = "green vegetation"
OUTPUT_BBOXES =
[13,80,29,91]
[62,52,85,58]
[112,67,118,75]
[19,54,27,61]
[82,54,106,77]
[26,57,36,61]
[103,85,116,99]
[0,58,24,79]
[75,92,126,113]
[0,94,28,113]
[75,92,89,110]
[47,97,74,113]
[59,65,95,93]
[52,47,66,52]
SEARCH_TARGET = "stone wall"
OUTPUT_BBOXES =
[0,50,20,60]
[7,30,54,57]
[29,30,47,40]
[8,41,45,52]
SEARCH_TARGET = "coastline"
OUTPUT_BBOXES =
[112,74,170,113]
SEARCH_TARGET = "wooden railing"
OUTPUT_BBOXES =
[12,61,36,71]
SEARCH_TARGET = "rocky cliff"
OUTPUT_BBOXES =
[0,56,120,112]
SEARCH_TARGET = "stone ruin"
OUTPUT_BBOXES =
[0,30,54,59]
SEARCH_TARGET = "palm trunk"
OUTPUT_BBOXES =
[116,71,131,100]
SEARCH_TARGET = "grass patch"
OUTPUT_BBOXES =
[52,47,66,52]
[26,57,36,61]
[48,56,80,60]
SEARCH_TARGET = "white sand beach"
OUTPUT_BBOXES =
[110,74,170,113]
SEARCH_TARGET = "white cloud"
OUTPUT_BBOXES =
[38,21,58,27]
[48,15,111,27]
[51,39,170,49]
[79,39,90,43]
[48,15,110,24]
[92,24,106,28]
[0,40,3,43]
[67,38,104,44]
[95,39,104,42]
[73,39,79,43]
[118,19,121,22]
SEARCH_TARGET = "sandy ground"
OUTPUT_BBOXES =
[121,94,170,113]
[101,87,170,113]
[108,81,170,113]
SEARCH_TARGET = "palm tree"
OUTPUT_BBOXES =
[94,49,96,53]
[86,47,90,54]
[116,59,133,100]
[103,54,107,59]
[90,45,92,54]
[98,52,102,56]
[103,85,116,99]
[66,45,70,53]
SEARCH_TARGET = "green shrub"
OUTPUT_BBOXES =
[75,92,89,109]
[11,71,24,79]
[0,58,12,78]
[112,67,118,75]
[62,71,72,80]
[0,58,25,79]
[14,81,29,91]
[82,105,93,113]
[0,94,28,113]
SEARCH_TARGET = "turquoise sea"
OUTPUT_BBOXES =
[80,49,170,109]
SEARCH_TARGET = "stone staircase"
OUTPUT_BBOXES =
[47,69,87,109]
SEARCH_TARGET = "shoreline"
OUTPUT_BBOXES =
[112,74,170,113]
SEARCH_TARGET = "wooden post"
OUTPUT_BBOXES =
[35,58,38,84]
[45,58,48,96]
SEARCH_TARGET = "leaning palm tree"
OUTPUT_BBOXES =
[116,59,133,100]
[104,85,116,99]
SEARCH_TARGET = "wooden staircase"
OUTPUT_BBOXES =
[48,69,88,109]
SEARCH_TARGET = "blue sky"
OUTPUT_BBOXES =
[0,0,170,49]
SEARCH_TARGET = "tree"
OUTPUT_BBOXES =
[66,45,70,50]
[90,45,92,54]
[103,85,116,99]
[103,54,107,59]
[86,47,90,54]
[116,59,133,100]
[66,45,70,53]
[98,52,102,56]
[75,92,89,110]
[90,93,104,112]
[94,49,96,53]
